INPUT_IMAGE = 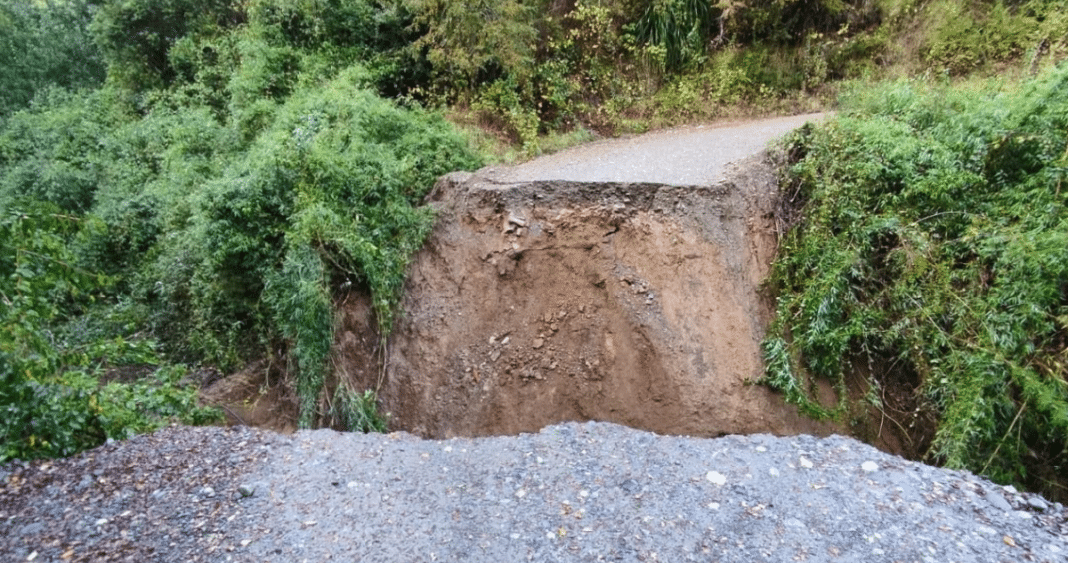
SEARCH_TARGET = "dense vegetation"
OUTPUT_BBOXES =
[763,70,1068,499]
[0,0,482,459]
[0,0,1065,499]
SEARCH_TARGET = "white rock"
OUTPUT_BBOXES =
[861,461,879,473]
[706,471,727,486]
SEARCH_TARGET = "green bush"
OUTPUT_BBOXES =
[634,0,715,73]
[328,385,388,433]
[762,67,1068,496]
[0,89,118,214]
[144,66,481,425]
[3,4,483,435]
[0,201,220,463]
[0,0,105,117]
[403,0,539,99]
[90,0,238,88]
[921,1,1036,75]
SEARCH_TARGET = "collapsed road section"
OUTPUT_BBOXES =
[336,114,837,439]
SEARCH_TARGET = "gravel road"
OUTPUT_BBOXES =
[2,423,1066,562]
[485,113,827,185]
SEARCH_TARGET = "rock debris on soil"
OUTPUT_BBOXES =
[3,423,1067,563]
[326,114,842,443]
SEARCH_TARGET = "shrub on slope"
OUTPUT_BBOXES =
[763,67,1068,498]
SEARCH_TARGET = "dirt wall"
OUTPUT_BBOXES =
[335,154,839,439]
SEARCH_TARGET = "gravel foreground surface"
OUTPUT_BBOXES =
[2,423,1066,563]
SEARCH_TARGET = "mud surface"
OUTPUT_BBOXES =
[333,114,837,440]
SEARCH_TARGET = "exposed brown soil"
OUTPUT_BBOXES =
[328,153,838,440]
[201,360,298,434]
[205,114,854,443]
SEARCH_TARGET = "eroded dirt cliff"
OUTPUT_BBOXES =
[334,151,836,439]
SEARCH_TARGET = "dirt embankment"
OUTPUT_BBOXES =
[333,151,837,440]
[204,114,844,442]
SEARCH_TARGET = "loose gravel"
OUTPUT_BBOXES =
[486,113,828,185]
[3,422,1066,562]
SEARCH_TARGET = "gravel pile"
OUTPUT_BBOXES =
[3,422,1066,562]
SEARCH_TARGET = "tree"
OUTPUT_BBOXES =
[0,0,105,117]
[90,0,240,89]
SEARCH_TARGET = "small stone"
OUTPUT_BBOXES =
[987,492,1013,512]
[240,539,252,547]
[706,471,726,486]
[768,468,779,477]
[861,461,879,473]
[1027,497,1049,512]
[1003,535,1016,547]
[533,338,544,349]
[799,457,813,469]
[19,523,44,536]
[237,484,256,498]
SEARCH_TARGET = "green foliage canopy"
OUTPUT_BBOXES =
[0,0,106,118]
[0,0,484,456]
